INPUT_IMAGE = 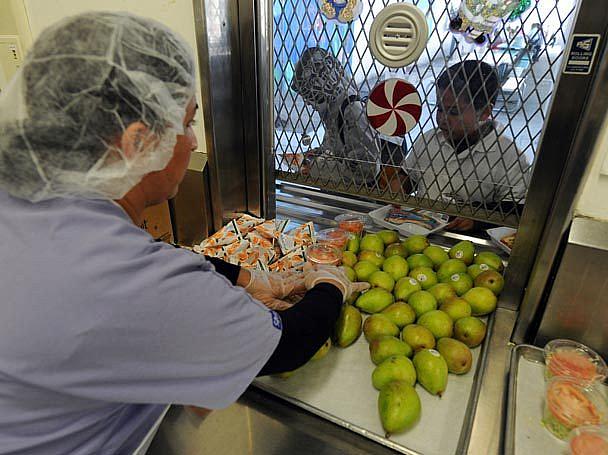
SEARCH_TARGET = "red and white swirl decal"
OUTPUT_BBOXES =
[366,78,422,137]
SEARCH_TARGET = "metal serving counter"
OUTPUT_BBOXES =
[148,309,516,455]
[149,184,518,455]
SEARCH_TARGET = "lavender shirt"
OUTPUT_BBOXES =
[0,192,280,454]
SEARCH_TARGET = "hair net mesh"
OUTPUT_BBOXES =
[0,11,196,201]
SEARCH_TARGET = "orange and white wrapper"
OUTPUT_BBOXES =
[234,214,264,234]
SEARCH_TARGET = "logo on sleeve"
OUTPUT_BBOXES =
[270,311,282,330]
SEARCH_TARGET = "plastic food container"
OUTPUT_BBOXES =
[317,228,350,250]
[305,244,342,266]
[335,214,365,236]
[544,339,608,383]
[569,425,608,455]
[542,376,608,440]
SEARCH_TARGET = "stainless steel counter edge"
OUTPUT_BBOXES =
[149,307,517,454]
[466,307,517,455]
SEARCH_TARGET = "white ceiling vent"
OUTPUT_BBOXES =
[369,3,429,68]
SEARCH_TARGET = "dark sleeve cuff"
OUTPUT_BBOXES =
[257,282,343,376]
[205,256,241,285]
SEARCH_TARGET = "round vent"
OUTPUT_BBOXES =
[369,3,429,68]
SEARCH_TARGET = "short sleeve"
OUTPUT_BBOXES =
[15,223,281,409]
[492,136,531,202]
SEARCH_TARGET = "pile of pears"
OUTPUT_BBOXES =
[334,230,504,437]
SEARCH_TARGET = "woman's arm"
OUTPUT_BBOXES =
[258,283,342,376]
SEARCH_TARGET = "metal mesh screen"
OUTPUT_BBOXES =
[272,0,579,227]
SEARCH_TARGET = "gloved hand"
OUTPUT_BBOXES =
[303,264,370,302]
[245,270,306,311]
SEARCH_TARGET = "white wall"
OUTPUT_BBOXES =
[574,115,608,221]
[21,0,205,151]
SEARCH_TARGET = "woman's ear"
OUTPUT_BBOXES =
[121,122,151,159]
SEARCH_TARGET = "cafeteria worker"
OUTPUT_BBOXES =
[0,12,367,454]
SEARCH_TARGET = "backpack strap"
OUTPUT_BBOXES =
[337,94,361,146]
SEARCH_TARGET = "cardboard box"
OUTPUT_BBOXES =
[140,202,174,243]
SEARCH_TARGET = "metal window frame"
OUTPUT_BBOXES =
[254,0,605,319]
[194,0,608,335]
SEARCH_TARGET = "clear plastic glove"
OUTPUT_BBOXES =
[245,270,306,311]
[303,264,370,302]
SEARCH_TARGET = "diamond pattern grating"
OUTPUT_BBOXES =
[272,0,579,227]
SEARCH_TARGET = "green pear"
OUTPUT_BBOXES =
[409,266,438,290]
[413,349,449,397]
[384,243,408,258]
[341,265,356,282]
[454,317,487,348]
[356,288,394,314]
[439,297,472,321]
[394,277,421,301]
[370,336,413,364]
[467,263,492,279]
[358,250,385,267]
[474,270,505,296]
[463,287,497,315]
[417,310,453,339]
[446,273,473,296]
[407,290,437,318]
[401,324,435,351]
[382,255,409,281]
[437,338,473,374]
[346,235,360,254]
[381,302,416,328]
[354,260,379,282]
[334,305,362,348]
[311,338,331,361]
[407,253,434,270]
[428,283,457,305]
[423,245,449,269]
[360,234,385,254]
[274,369,298,379]
[437,259,468,282]
[403,235,430,254]
[474,251,504,272]
[449,240,475,265]
[378,381,421,436]
[342,250,358,268]
[369,271,395,292]
[377,230,400,246]
[363,314,400,342]
[372,355,417,390]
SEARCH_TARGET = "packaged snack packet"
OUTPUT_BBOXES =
[198,220,242,248]
[234,214,264,234]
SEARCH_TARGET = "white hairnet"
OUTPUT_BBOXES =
[0,11,196,201]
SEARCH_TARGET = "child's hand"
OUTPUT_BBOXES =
[447,217,475,232]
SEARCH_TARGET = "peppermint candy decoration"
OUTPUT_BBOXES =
[366,78,422,137]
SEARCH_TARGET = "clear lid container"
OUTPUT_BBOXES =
[317,228,350,250]
[542,376,608,440]
[305,244,342,266]
[334,213,365,236]
[569,425,608,455]
[544,339,608,383]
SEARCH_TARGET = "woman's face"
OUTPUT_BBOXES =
[140,98,198,204]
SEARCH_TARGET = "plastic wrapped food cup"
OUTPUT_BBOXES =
[334,213,365,236]
[542,376,608,440]
[305,244,342,266]
[569,425,608,455]
[544,339,608,383]
[317,228,350,250]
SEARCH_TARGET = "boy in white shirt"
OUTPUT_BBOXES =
[402,60,530,231]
